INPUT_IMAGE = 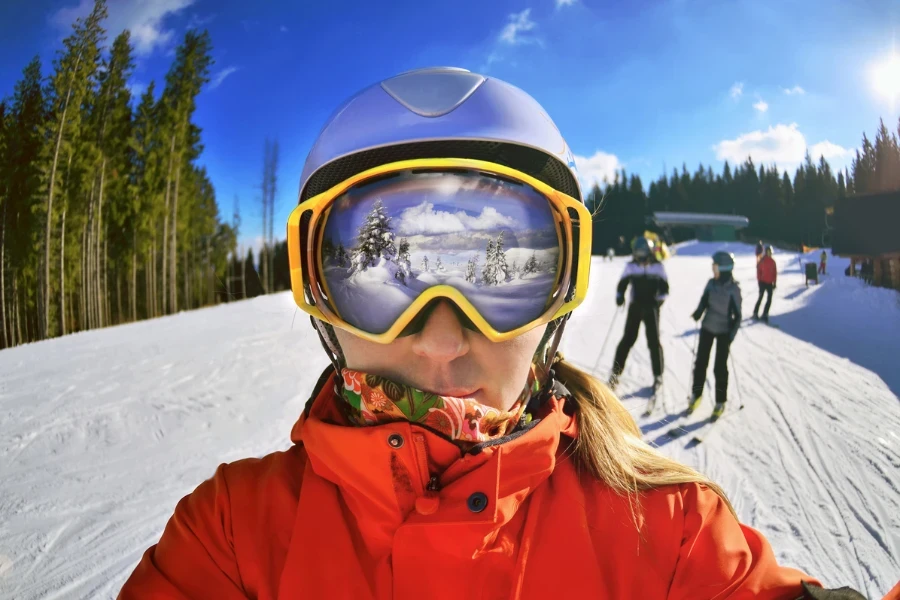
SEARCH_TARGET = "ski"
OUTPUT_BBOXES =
[691,404,745,444]
[642,380,664,417]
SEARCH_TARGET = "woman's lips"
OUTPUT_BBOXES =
[425,385,480,398]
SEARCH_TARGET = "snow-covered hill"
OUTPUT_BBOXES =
[1,242,897,598]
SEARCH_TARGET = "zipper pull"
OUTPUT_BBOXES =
[426,475,441,492]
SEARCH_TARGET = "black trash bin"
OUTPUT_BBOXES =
[805,262,819,287]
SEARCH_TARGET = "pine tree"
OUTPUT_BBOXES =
[41,0,107,338]
[481,240,496,285]
[852,134,877,195]
[465,254,478,283]
[159,29,214,312]
[5,57,46,345]
[335,243,349,267]
[494,231,510,282]
[395,238,411,284]
[435,256,444,272]
[523,251,539,275]
[322,238,336,262]
[421,255,429,272]
[350,199,396,273]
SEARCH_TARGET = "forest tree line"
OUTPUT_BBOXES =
[0,0,268,349]
[587,118,900,254]
[3,0,899,349]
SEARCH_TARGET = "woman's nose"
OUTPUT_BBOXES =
[410,301,470,363]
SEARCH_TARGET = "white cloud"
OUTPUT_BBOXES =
[783,85,806,95]
[713,123,852,172]
[209,66,239,90]
[730,82,744,100]
[556,0,577,6]
[280,25,288,32]
[753,99,769,112]
[51,0,197,57]
[397,202,517,236]
[500,9,537,45]
[127,81,147,98]
[809,141,852,161]
[574,151,622,191]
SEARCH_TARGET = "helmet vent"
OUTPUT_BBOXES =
[381,68,486,118]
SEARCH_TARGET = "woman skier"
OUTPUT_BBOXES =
[689,251,742,420]
[608,236,668,394]
[118,68,862,599]
[755,244,777,323]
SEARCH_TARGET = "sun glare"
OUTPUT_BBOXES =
[871,52,900,106]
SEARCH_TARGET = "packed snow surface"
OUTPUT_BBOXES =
[0,241,897,598]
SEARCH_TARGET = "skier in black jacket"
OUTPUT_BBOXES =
[608,236,669,393]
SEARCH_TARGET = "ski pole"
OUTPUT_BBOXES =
[592,305,623,374]
[729,352,743,409]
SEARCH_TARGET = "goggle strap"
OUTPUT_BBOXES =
[312,316,345,375]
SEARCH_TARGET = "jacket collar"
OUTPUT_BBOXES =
[290,372,578,531]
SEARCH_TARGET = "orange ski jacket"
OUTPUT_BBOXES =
[119,374,820,599]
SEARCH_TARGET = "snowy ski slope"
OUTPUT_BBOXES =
[0,241,898,598]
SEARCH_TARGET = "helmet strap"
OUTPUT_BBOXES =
[533,315,569,389]
[312,317,346,376]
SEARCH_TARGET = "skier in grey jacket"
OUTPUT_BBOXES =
[688,251,742,420]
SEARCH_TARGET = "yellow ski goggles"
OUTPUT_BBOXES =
[287,158,592,344]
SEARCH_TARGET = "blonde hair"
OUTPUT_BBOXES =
[553,358,737,521]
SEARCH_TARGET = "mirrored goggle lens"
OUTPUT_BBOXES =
[317,169,563,335]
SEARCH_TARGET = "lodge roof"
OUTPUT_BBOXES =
[651,212,750,228]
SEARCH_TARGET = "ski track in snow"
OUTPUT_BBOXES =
[0,242,898,598]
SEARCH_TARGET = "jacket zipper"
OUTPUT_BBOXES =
[413,433,441,493]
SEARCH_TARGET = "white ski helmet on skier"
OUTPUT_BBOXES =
[288,67,593,369]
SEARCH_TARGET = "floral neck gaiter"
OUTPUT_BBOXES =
[338,368,539,444]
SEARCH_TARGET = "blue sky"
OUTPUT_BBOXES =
[1,0,899,255]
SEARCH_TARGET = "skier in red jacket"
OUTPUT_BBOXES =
[754,245,777,323]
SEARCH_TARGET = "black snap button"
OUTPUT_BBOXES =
[387,433,404,449]
[467,492,488,513]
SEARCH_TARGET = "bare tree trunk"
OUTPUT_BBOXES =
[261,140,270,294]
[116,271,122,325]
[153,239,158,317]
[241,247,246,300]
[182,245,188,310]
[150,241,156,318]
[145,248,151,320]
[1,199,7,348]
[59,200,67,335]
[205,241,211,305]
[85,179,96,330]
[96,159,105,328]
[132,230,137,322]
[80,221,87,330]
[13,274,20,346]
[161,135,176,315]
[43,76,79,340]
[191,242,197,309]
[104,235,110,325]
[68,289,75,333]
[170,164,180,312]
[268,140,278,293]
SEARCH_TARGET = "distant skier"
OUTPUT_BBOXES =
[819,250,827,275]
[608,236,668,393]
[606,247,615,261]
[755,240,764,264]
[753,245,777,323]
[689,251,742,421]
